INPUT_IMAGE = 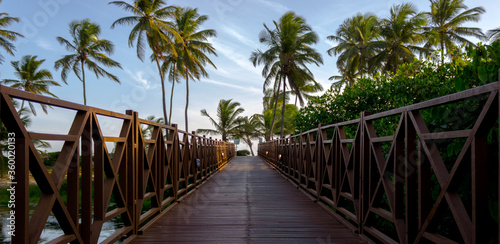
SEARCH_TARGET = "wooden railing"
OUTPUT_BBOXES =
[0,85,235,243]
[259,81,500,244]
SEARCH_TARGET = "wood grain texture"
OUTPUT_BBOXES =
[133,156,364,243]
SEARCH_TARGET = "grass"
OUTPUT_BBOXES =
[0,183,49,207]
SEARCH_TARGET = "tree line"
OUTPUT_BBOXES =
[248,0,499,143]
[0,0,217,134]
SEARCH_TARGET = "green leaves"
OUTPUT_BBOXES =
[478,65,488,83]
[455,77,465,91]
[55,19,122,105]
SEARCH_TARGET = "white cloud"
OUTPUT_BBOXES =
[202,79,261,94]
[255,0,289,13]
[222,25,258,48]
[125,69,151,89]
[210,39,262,77]
[36,39,55,51]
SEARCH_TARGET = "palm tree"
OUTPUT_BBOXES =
[2,55,60,115]
[1,100,29,177]
[142,115,164,139]
[328,66,359,88]
[110,0,178,124]
[424,0,485,64]
[372,3,429,74]
[196,99,243,142]
[327,13,379,85]
[487,27,500,42]
[160,54,181,125]
[234,115,262,156]
[251,11,323,139]
[170,7,217,132]
[55,19,122,105]
[257,103,298,141]
[0,1,23,64]
[262,87,289,111]
[294,81,323,106]
[1,101,49,176]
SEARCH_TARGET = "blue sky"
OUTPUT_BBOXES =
[1,0,499,152]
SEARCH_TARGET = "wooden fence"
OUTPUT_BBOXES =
[0,85,235,243]
[259,81,500,244]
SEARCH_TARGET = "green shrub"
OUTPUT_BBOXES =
[43,151,60,167]
[237,150,250,156]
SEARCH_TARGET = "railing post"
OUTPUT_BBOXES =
[498,80,500,244]
[406,110,418,243]
[12,137,29,244]
[359,111,369,235]
[316,124,324,202]
[126,110,139,236]
[81,112,93,243]
[172,124,179,200]
[191,131,198,185]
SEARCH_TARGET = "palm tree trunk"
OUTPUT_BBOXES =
[81,61,86,105]
[247,137,254,156]
[185,70,189,132]
[155,55,168,126]
[280,76,286,139]
[269,78,281,140]
[168,77,175,126]
[440,35,444,65]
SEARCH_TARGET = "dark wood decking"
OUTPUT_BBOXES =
[132,156,365,243]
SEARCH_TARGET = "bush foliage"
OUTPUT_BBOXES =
[295,42,500,132]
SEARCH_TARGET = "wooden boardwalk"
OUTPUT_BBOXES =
[132,156,364,243]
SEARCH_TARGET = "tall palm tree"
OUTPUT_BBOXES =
[251,11,323,139]
[234,115,262,156]
[262,87,289,112]
[424,0,485,64]
[328,66,359,88]
[0,1,23,64]
[55,19,122,105]
[327,13,379,85]
[196,99,243,142]
[294,81,323,106]
[2,55,60,115]
[487,27,500,43]
[110,0,178,124]
[170,7,217,132]
[372,3,429,74]
[160,53,181,125]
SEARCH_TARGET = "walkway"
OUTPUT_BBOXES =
[132,156,364,243]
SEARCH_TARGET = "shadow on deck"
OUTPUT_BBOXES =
[132,156,364,243]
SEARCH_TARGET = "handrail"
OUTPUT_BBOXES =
[259,81,500,244]
[0,85,235,243]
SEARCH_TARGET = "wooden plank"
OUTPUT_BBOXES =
[133,156,364,243]
[28,132,78,141]
[104,136,126,142]
[370,135,394,143]
[420,130,472,140]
